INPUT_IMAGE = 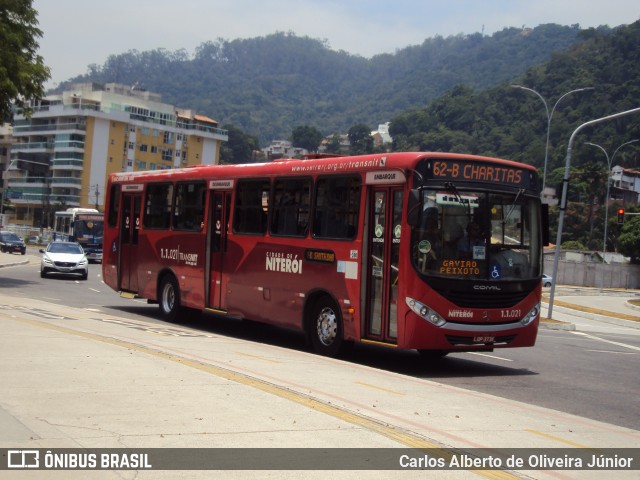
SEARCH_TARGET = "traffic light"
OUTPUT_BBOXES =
[617,208,625,224]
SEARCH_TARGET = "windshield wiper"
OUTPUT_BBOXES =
[445,182,472,218]
[504,188,525,225]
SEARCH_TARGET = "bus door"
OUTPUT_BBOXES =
[119,193,142,292]
[365,188,403,343]
[207,190,231,310]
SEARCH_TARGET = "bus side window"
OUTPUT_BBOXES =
[143,183,173,229]
[108,184,121,228]
[233,179,269,235]
[270,177,310,237]
[173,182,206,231]
[313,176,360,240]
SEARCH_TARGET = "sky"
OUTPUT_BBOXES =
[34,0,639,88]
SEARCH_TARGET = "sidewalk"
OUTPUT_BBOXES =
[1,291,639,480]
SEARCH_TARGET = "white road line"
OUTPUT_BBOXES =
[571,331,640,352]
[467,352,513,361]
[585,349,637,355]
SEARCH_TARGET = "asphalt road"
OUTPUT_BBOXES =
[2,250,639,431]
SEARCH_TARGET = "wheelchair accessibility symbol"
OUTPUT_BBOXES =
[490,264,501,279]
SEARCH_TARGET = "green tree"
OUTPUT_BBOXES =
[617,214,640,263]
[291,125,323,152]
[348,124,373,155]
[219,124,259,164]
[325,134,343,154]
[0,0,50,120]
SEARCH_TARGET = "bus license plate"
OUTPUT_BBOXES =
[473,336,494,344]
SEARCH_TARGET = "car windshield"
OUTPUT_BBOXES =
[1,233,21,242]
[411,188,542,281]
[48,243,84,254]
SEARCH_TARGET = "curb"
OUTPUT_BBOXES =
[0,259,30,269]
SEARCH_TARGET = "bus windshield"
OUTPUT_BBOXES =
[411,188,542,281]
[75,218,104,245]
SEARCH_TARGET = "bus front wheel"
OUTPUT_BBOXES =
[159,275,181,322]
[308,297,343,357]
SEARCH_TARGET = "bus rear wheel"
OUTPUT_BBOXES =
[308,297,343,357]
[159,275,181,322]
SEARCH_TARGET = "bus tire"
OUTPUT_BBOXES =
[308,297,343,357]
[159,274,181,322]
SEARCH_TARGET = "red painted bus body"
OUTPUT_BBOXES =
[103,152,545,357]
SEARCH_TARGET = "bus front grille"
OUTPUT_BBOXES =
[433,288,529,308]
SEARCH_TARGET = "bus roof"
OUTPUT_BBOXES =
[108,152,538,184]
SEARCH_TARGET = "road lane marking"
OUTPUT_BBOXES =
[585,349,637,355]
[3,313,518,480]
[467,352,513,362]
[571,331,640,352]
[355,381,405,396]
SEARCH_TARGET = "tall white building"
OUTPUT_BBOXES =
[7,83,227,227]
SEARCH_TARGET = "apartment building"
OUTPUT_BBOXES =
[611,165,640,204]
[8,83,227,227]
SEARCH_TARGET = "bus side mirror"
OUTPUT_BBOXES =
[541,203,550,246]
[407,189,421,226]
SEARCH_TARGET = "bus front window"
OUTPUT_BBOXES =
[411,189,541,281]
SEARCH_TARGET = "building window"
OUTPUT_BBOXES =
[151,146,158,154]
[161,148,172,161]
[139,144,148,152]
[163,131,174,144]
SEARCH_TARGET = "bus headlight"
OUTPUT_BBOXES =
[406,297,446,327]
[521,303,540,326]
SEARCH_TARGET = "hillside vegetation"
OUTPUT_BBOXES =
[58,24,584,144]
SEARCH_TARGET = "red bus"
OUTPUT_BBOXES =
[102,152,547,357]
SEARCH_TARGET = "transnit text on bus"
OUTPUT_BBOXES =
[159,246,199,266]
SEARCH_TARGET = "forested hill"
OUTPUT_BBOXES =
[58,24,587,144]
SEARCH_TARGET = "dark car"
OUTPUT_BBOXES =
[0,231,26,255]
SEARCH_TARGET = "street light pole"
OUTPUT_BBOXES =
[585,139,638,264]
[511,85,594,192]
[548,107,640,319]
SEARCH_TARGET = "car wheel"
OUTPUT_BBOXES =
[40,269,46,278]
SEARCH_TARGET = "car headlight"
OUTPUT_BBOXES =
[521,303,540,326]
[42,256,53,265]
[78,259,88,266]
[405,297,446,327]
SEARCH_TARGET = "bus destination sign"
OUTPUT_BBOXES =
[429,159,533,189]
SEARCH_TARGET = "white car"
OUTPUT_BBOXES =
[40,241,89,280]
[542,274,553,287]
